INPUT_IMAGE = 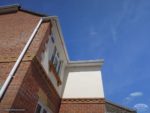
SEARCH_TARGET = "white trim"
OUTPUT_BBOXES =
[35,101,52,113]
[68,59,104,67]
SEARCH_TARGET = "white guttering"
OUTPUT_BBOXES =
[67,59,104,68]
[0,17,49,99]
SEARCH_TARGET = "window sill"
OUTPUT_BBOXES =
[49,61,62,86]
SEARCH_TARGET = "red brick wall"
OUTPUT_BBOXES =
[0,10,40,89]
[0,11,40,57]
[0,10,60,113]
[59,99,105,113]
[10,60,61,113]
[0,62,31,113]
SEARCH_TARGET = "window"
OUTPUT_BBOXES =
[35,104,42,113]
[43,109,47,113]
[51,33,55,43]
[0,84,2,90]
[49,46,62,86]
[51,47,62,75]
[51,47,56,64]
[51,36,55,43]
[35,102,51,113]
[57,60,62,75]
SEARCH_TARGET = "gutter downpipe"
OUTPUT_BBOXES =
[0,17,46,99]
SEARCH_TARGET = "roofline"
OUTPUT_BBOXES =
[0,4,20,9]
[0,4,20,14]
[106,100,136,112]
[67,59,104,67]
[20,8,48,17]
[0,4,48,17]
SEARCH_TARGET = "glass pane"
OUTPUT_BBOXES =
[57,61,62,75]
[51,36,55,43]
[51,47,57,64]
[53,56,59,69]
[43,109,47,113]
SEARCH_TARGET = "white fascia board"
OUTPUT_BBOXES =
[67,59,104,68]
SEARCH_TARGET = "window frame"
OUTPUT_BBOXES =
[51,47,62,75]
[35,101,51,113]
[49,46,62,86]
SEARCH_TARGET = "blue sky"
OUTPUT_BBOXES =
[0,0,150,112]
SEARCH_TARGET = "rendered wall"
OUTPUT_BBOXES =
[41,19,68,97]
[63,66,104,98]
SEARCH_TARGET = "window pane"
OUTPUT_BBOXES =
[51,47,56,64]
[57,61,62,75]
[51,36,55,43]
[43,109,47,113]
[35,104,42,113]
[53,56,59,69]
[56,60,59,72]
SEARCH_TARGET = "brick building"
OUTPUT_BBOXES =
[0,4,136,113]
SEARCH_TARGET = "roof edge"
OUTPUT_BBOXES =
[0,4,47,17]
[106,100,136,112]
[0,4,20,9]
[0,4,20,14]
[20,8,48,17]
[67,59,104,67]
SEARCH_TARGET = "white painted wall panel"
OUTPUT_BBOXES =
[40,24,67,97]
[63,70,104,98]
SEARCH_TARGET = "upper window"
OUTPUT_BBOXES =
[35,103,51,113]
[51,33,55,44]
[49,46,62,86]
[51,47,62,75]
[51,36,55,44]
[35,104,42,113]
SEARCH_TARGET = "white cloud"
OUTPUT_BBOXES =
[123,92,143,104]
[130,92,143,97]
[134,103,149,112]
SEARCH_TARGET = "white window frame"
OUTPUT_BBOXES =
[51,47,62,75]
[35,101,52,113]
